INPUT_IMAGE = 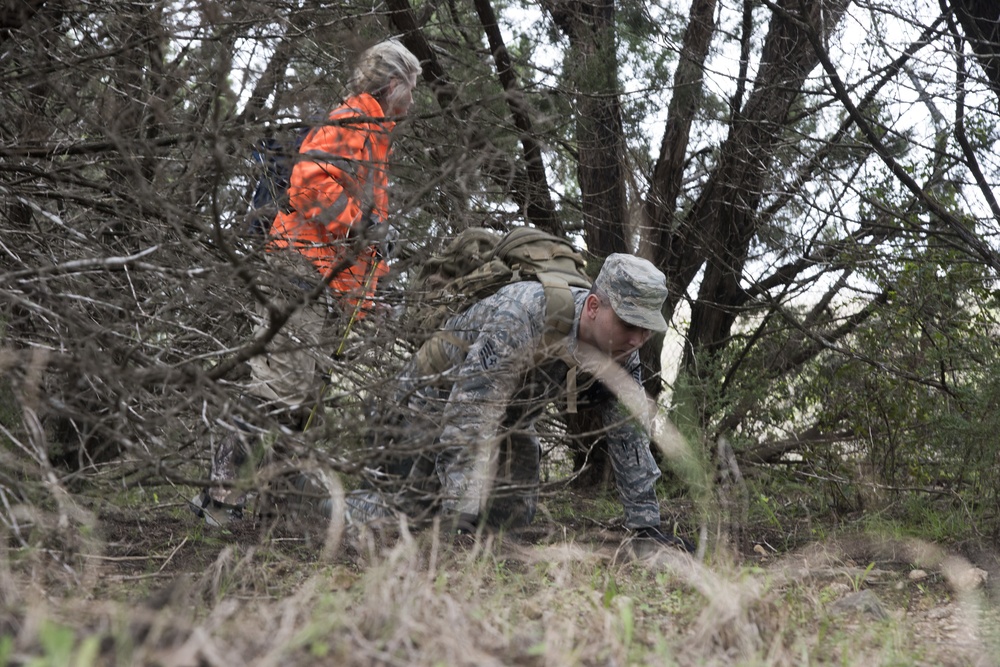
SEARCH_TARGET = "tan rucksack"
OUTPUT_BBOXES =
[408,226,593,379]
[410,226,591,331]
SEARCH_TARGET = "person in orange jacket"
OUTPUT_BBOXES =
[268,39,420,310]
[191,40,421,525]
[245,38,421,416]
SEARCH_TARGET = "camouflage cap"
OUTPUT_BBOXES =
[593,254,669,332]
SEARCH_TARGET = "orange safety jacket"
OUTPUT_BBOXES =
[268,93,392,314]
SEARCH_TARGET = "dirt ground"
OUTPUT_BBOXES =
[80,489,1000,667]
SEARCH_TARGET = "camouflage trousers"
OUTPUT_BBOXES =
[436,430,541,528]
[358,431,663,530]
[363,400,663,530]
[355,420,542,530]
[206,426,256,507]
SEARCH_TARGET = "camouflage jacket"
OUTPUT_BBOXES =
[396,281,662,528]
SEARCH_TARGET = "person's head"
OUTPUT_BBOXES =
[578,254,669,361]
[347,39,421,117]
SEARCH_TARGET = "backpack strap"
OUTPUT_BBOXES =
[413,331,468,377]
[537,272,576,343]
[537,273,581,413]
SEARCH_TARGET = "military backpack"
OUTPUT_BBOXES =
[411,226,591,331]
[409,226,593,378]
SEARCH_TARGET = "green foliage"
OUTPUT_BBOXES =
[862,496,982,544]
[752,493,783,531]
[844,561,876,592]
[19,621,102,667]
[601,571,619,608]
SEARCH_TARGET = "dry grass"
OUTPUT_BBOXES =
[1,489,998,667]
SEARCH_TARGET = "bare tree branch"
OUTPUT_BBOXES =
[779,0,1000,273]
[472,0,558,231]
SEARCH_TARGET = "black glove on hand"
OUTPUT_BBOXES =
[634,526,696,553]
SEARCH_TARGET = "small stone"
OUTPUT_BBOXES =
[825,582,851,598]
[829,589,889,620]
[908,569,928,581]
[951,567,988,591]
[523,600,544,620]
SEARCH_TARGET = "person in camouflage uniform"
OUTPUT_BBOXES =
[352,253,693,549]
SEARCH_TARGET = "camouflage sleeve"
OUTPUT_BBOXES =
[435,290,542,516]
[603,352,662,529]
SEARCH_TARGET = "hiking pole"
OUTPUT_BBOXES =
[333,207,384,358]
[335,255,380,357]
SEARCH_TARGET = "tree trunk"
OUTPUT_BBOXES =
[543,0,633,483]
[948,0,1000,105]
[649,0,851,426]
[638,0,719,397]
[545,0,630,258]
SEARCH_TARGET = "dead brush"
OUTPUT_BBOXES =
[0,467,104,600]
[337,527,515,666]
[232,523,644,666]
[0,348,105,596]
[621,543,779,664]
[761,533,1000,665]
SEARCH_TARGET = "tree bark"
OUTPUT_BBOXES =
[947,0,1000,105]
[545,0,630,258]
[663,0,851,393]
[472,0,558,232]
[640,0,718,268]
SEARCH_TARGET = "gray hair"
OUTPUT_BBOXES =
[347,40,421,97]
